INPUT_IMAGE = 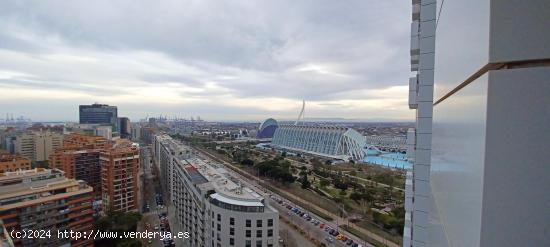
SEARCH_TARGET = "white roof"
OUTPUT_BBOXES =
[210,193,264,207]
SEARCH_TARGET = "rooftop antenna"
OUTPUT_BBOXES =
[295,100,305,125]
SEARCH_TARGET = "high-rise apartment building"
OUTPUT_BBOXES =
[405,1,550,246]
[0,153,31,173]
[13,131,63,162]
[154,135,279,247]
[100,141,140,213]
[79,104,118,133]
[118,117,131,139]
[0,169,94,247]
[50,134,109,199]
[131,124,141,141]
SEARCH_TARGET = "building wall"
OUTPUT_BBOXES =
[415,1,550,247]
[479,68,550,246]
[207,204,278,247]
[0,154,31,173]
[14,131,63,162]
[0,169,94,247]
[100,147,140,213]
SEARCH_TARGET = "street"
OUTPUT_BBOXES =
[138,146,172,247]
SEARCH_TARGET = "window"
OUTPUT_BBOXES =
[256,230,262,238]
[267,219,273,227]
[256,240,262,247]
[230,217,235,225]
[246,230,251,237]
[245,240,251,247]
[217,224,221,231]
[217,214,221,221]
[230,228,234,236]
[256,220,262,227]
[268,229,273,237]
[246,219,251,227]
[230,238,234,246]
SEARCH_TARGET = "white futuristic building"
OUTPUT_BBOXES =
[154,135,280,247]
[271,125,366,160]
[404,1,550,247]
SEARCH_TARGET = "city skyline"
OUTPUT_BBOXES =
[0,1,412,122]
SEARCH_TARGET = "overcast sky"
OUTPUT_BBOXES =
[0,0,412,122]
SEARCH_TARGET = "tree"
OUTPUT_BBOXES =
[350,191,362,202]
[319,178,330,188]
[240,158,254,166]
[301,173,311,189]
[333,178,349,191]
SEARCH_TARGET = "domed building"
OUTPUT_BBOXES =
[257,118,278,138]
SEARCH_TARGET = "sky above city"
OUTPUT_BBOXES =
[0,0,412,122]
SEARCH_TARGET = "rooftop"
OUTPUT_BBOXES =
[184,157,263,202]
[0,169,91,208]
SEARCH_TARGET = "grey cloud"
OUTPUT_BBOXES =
[0,0,412,121]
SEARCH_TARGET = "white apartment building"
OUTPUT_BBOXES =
[154,135,279,247]
[14,130,63,162]
[405,1,549,247]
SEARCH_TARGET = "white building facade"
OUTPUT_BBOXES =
[272,125,366,160]
[405,1,550,247]
[155,135,279,247]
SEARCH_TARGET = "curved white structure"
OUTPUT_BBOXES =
[294,100,305,125]
[272,125,366,160]
[257,118,278,138]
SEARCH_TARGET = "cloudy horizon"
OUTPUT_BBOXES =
[0,0,413,122]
